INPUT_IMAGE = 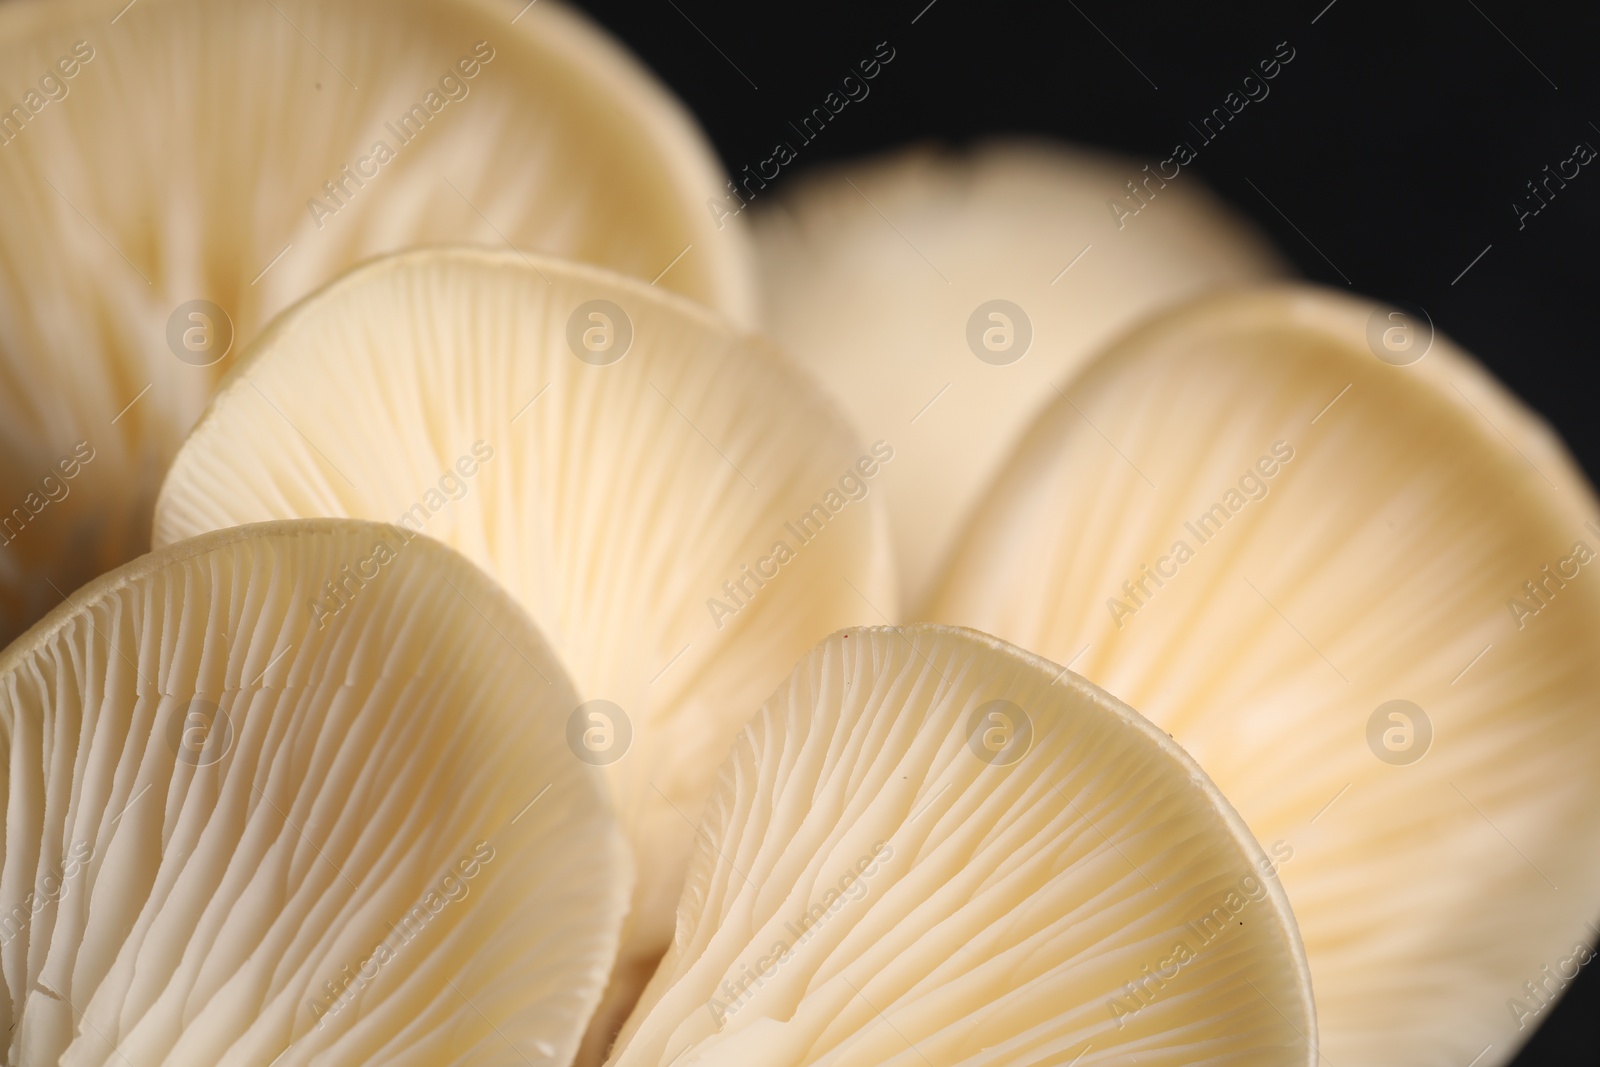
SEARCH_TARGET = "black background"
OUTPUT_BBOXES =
[571,0,1598,1061]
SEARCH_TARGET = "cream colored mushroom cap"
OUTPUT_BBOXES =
[930,284,1600,1067]
[753,140,1288,614]
[0,518,630,1065]
[0,0,751,645]
[152,247,898,1041]
[608,624,1316,1067]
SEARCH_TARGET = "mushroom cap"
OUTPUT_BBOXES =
[152,248,897,1024]
[608,624,1316,1067]
[0,518,630,1065]
[753,140,1287,614]
[929,284,1600,1066]
[0,0,750,645]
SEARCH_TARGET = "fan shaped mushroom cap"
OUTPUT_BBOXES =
[0,0,750,645]
[753,140,1287,613]
[929,285,1600,1066]
[152,248,896,1035]
[608,624,1316,1067]
[0,518,630,1065]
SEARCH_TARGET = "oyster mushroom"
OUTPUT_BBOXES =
[0,519,630,1065]
[753,140,1287,614]
[609,625,1316,1067]
[151,248,896,1050]
[929,285,1600,1066]
[0,0,750,645]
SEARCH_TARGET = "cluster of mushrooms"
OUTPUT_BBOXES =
[1,0,1597,1065]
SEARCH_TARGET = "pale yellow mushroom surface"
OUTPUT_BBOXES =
[0,0,750,645]
[931,285,1600,1067]
[0,519,630,1066]
[609,625,1316,1067]
[755,140,1288,613]
[152,248,897,1051]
